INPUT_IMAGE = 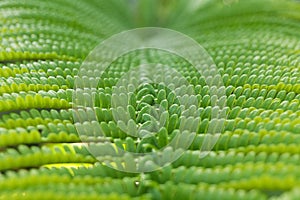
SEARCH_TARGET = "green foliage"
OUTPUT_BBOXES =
[1,0,300,199]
